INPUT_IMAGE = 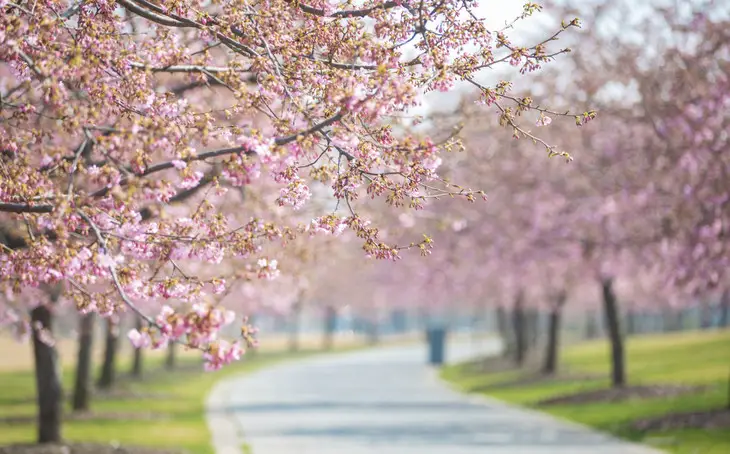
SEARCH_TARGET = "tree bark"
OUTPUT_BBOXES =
[131,316,143,378]
[97,318,118,389]
[31,304,62,443]
[543,292,566,376]
[602,278,626,388]
[512,292,527,366]
[323,305,337,351]
[72,313,95,412]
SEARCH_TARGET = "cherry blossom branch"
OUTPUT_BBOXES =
[296,1,402,18]
[128,62,250,74]
[116,0,194,28]
[76,210,157,326]
[0,203,54,213]
[0,111,345,212]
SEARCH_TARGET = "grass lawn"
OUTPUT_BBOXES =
[441,329,730,454]
[0,328,404,454]
[0,349,321,453]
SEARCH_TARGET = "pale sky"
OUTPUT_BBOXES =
[414,2,549,117]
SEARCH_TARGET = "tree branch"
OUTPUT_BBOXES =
[4,111,344,212]
[0,202,55,213]
[297,0,401,18]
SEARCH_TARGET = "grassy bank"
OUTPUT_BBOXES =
[441,329,730,454]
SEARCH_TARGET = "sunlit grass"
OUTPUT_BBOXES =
[0,351,304,453]
[441,329,730,454]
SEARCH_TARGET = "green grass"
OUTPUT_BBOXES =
[0,348,334,453]
[441,329,730,454]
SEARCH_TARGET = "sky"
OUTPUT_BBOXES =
[412,1,565,119]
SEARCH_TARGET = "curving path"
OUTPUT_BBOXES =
[206,338,662,454]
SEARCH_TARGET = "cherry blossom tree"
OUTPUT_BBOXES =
[1,0,596,442]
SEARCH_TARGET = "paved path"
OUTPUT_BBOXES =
[207,338,662,454]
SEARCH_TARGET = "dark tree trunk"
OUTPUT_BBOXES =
[289,301,301,352]
[165,342,176,370]
[323,305,337,351]
[131,317,143,378]
[512,292,527,366]
[543,292,566,375]
[496,306,512,357]
[527,309,540,347]
[602,278,626,388]
[720,290,730,328]
[31,304,62,443]
[97,318,118,389]
[72,313,95,412]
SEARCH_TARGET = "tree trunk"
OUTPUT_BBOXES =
[720,289,730,328]
[31,304,62,443]
[72,313,95,412]
[97,318,118,389]
[496,306,512,357]
[527,309,540,347]
[543,292,566,375]
[323,305,337,351]
[289,301,301,352]
[602,278,626,388]
[512,292,527,366]
[131,317,143,378]
[165,342,176,370]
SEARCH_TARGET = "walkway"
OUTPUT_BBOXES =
[206,338,662,454]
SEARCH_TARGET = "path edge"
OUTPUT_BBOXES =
[206,376,244,454]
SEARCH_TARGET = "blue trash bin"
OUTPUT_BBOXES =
[426,327,447,365]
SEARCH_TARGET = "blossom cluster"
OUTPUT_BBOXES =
[0,0,584,368]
